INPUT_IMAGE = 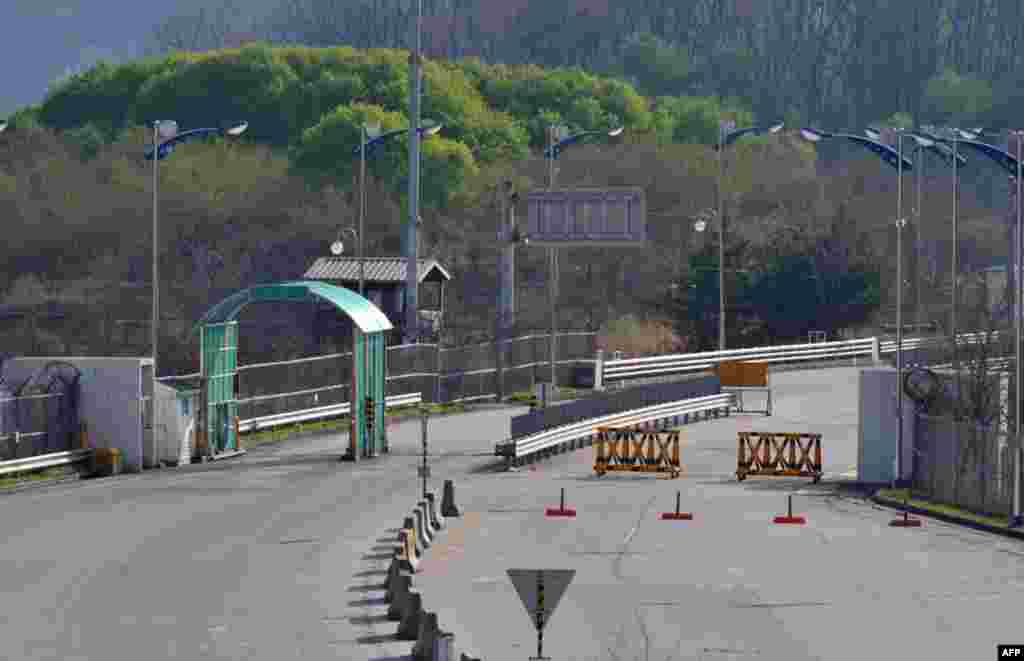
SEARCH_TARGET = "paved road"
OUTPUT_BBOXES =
[415,367,1024,661]
[0,404,526,661]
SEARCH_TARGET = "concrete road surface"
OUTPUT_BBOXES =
[415,368,1024,661]
[0,403,526,661]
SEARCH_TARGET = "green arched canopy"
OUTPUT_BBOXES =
[193,281,393,459]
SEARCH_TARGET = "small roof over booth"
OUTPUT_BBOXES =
[192,280,394,335]
[304,257,451,285]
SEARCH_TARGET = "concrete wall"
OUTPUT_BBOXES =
[1,357,151,472]
[858,367,914,484]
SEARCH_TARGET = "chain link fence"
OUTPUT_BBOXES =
[913,413,1015,517]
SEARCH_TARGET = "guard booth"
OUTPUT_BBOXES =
[193,281,393,460]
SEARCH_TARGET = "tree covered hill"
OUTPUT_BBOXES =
[2,42,999,375]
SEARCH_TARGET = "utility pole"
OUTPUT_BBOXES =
[496,179,515,402]
[405,0,423,345]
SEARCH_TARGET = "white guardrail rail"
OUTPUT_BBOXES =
[599,332,1000,383]
[496,393,734,460]
[0,448,93,479]
[238,392,423,433]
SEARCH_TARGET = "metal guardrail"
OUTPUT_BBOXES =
[238,392,423,433]
[600,331,1002,383]
[496,393,734,460]
[0,448,92,478]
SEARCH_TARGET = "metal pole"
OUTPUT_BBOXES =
[548,126,557,391]
[952,135,960,369]
[896,134,905,486]
[152,124,159,377]
[717,129,726,351]
[916,144,924,334]
[405,0,423,344]
[359,125,366,297]
[497,182,509,402]
[1014,131,1023,526]
[421,409,428,498]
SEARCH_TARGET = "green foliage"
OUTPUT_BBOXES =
[40,58,166,137]
[6,105,44,131]
[62,123,106,162]
[922,68,994,124]
[471,62,652,147]
[619,33,691,98]
[134,45,300,147]
[419,137,479,208]
[290,103,407,190]
[651,96,755,145]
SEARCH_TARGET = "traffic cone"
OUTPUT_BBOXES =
[545,488,576,517]
[660,491,693,520]
[889,492,922,527]
[773,494,806,524]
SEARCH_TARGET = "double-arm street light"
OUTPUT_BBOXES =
[800,127,915,485]
[866,128,968,335]
[349,121,441,299]
[542,124,624,390]
[144,120,248,376]
[713,122,784,351]
[921,129,1024,525]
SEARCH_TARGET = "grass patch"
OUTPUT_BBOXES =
[0,466,70,489]
[876,488,1010,528]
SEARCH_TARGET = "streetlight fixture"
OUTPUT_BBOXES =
[352,120,441,316]
[543,124,624,390]
[0,119,7,133]
[800,126,914,485]
[921,129,1024,525]
[330,227,358,257]
[712,121,784,351]
[144,120,248,378]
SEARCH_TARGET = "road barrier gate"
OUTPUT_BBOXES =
[736,432,822,482]
[594,426,682,478]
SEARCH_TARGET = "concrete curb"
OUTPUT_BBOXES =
[387,573,413,621]
[414,506,432,548]
[441,479,461,517]
[871,493,1024,541]
[427,491,445,530]
[404,516,425,557]
[397,590,424,640]
[378,483,481,661]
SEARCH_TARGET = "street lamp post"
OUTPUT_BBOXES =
[1014,129,1024,527]
[714,122,784,351]
[800,127,914,483]
[350,122,440,301]
[145,121,248,378]
[543,124,623,391]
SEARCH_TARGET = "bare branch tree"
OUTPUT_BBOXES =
[148,1,246,54]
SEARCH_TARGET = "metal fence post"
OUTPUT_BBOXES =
[871,336,881,365]
[595,349,604,391]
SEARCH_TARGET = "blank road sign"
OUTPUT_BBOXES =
[525,188,646,247]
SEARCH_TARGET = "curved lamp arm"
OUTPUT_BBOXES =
[933,138,1019,177]
[145,121,248,161]
[799,128,913,171]
[544,126,624,159]
[715,122,785,150]
[351,122,442,156]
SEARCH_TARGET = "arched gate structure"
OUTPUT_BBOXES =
[192,281,392,460]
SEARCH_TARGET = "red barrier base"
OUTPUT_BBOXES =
[889,516,922,527]
[660,512,693,520]
[772,515,806,525]
[545,508,577,517]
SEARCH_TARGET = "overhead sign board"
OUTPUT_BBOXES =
[525,188,646,247]
[507,568,575,631]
